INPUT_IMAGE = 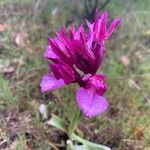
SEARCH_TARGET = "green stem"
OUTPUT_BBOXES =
[68,106,82,138]
[71,133,111,150]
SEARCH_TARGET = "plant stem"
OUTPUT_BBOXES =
[68,106,82,138]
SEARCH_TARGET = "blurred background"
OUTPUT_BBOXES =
[0,0,150,149]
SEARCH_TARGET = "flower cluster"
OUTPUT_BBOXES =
[40,9,122,117]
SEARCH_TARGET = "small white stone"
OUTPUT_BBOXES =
[39,104,47,119]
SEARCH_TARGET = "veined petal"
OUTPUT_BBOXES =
[98,11,108,40]
[69,24,76,39]
[74,25,84,40]
[94,8,99,31]
[76,87,108,117]
[80,33,95,61]
[40,74,65,92]
[48,38,69,62]
[106,18,122,39]
[51,62,76,84]
[86,19,93,30]
[44,46,58,59]
[94,42,106,68]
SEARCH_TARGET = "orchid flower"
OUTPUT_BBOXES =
[40,9,122,118]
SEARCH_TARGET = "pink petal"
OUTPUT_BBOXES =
[106,18,122,39]
[89,74,107,95]
[98,11,108,40]
[44,46,58,59]
[87,27,94,49]
[50,62,76,84]
[58,26,67,36]
[69,24,76,39]
[95,8,99,20]
[40,74,65,92]
[74,25,84,40]
[86,19,93,30]
[76,87,108,118]
[49,38,67,60]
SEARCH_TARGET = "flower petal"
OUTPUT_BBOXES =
[106,18,122,39]
[90,74,107,95]
[76,87,108,117]
[50,62,76,84]
[44,46,58,59]
[98,11,108,40]
[40,74,65,92]
[86,19,93,30]
[93,42,106,68]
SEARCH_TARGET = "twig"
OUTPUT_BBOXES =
[45,140,60,150]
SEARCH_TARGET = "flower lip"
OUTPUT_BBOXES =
[76,87,108,118]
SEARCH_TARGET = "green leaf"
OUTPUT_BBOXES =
[48,114,67,133]
[67,140,89,150]
[74,145,89,150]
[68,108,81,136]
[71,133,111,150]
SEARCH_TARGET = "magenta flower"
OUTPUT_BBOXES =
[40,10,122,117]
